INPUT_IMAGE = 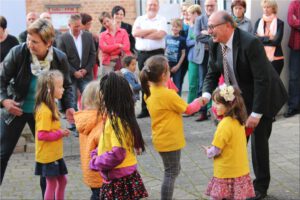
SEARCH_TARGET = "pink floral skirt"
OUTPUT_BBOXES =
[205,173,255,200]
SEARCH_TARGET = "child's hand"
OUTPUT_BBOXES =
[170,65,179,73]
[200,145,209,155]
[62,129,70,137]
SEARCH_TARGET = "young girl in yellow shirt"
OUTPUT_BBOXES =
[203,84,255,200]
[34,70,70,200]
[140,55,202,200]
[90,72,148,199]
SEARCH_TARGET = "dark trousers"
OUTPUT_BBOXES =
[179,56,189,93]
[198,51,209,113]
[287,49,300,111]
[169,62,182,95]
[0,113,46,198]
[71,78,90,111]
[159,150,181,200]
[137,49,164,114]
[90,187,100,200]
[271,59,284,76]
[251,116,273,193]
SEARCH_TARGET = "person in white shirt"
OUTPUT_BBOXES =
[132,0,168,118]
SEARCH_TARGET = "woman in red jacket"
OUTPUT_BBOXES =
[98,12,131,76]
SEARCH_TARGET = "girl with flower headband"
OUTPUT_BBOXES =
[140,55,202,200]
[203,84,255,200]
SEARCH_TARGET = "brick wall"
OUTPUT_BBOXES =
[26,0,137,34]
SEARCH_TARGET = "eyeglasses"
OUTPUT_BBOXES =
[207,22,227,30]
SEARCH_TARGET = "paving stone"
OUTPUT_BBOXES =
[13,136,26,153]
[0,98,299,199]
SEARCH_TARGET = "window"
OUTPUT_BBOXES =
[46,4,80,32]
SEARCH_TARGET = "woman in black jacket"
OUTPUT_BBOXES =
[0,19,75,196]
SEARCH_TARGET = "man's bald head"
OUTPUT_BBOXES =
[208,11,236,43]
[210,10,236,28]
[26,12,38,26]
[40,12,52,21]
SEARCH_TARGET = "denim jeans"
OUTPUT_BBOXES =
[0,113,35,184]
[159,150,181,200]
[171,68,182,95]
[287,49,300,111]
[0,113,47,198]
[71,78,90,111]
[170,62,183,95]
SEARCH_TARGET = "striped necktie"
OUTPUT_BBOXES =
[221,45,230,85]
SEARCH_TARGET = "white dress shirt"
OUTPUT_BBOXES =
[132,14,168,51]
[70,30,83,66]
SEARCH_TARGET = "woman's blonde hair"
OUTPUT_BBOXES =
[187,4,202,15]
[35,70,63,121]
[261,0,278,14]
[81,80,101,110]
[27,19,55,44]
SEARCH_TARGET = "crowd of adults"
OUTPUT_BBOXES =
[0,0,299,199]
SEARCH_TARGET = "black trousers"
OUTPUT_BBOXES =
[0,113,46,198]
[271,59,284,76]
[137,49,164,114]
[251,116,273,193]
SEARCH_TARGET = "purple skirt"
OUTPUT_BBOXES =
[205,173,255,200]
[100,170,148,200]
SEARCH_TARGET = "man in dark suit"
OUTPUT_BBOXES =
[200,11,287,200]
[57,14,96,135]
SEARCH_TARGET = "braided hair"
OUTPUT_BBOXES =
[98,72,145,152]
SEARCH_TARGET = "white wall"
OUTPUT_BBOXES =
[0,0,27,37]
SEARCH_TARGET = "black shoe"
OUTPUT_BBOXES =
[195,112,208,122]
[68,126,76,132]
[137,111,149,118]
[247,190,267,200]
[284,109,299,118]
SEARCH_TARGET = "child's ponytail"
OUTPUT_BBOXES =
[140,55,169,99]
[140,69,150,99]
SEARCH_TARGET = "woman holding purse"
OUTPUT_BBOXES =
[98,11,131,76]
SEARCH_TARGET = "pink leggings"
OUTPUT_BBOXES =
[44,175,67,200]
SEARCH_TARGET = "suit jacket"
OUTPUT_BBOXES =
[194,14,210,64]
[18,30,27,43]
[0,43,74,124]
[203,28,287,117]
[254,18,284,57]
[57,31,96,81]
